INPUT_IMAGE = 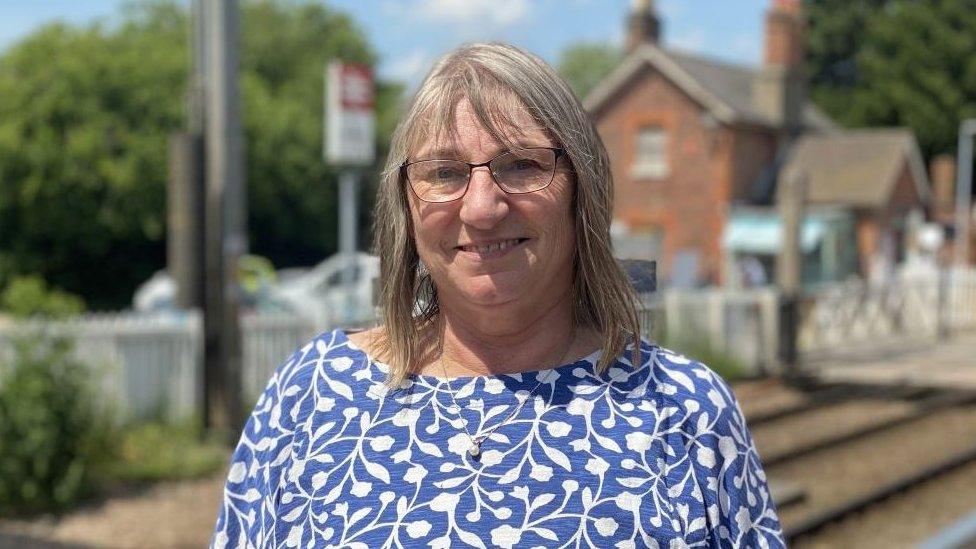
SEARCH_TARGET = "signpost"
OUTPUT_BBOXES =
[325,61,375,321]
[326,62,375,166]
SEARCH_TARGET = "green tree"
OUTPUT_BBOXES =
[556,42,622,100]
[240,1,401,269]
[806,0,976,158]
[0,1,400,310]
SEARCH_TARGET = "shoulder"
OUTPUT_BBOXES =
[636,341,742,427]
[269,329,366,393]
[251,328,377,425]
[346,326,386,359]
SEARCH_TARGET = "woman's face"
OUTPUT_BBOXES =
[407,98,576,316]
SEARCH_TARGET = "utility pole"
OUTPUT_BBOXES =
[203,0,245,436]
[167,0,207,311]
[777,168,806,379]
[954,119,976,266]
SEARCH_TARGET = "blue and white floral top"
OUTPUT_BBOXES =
[212,329,784,548]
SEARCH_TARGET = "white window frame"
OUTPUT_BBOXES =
[631,125,669,180]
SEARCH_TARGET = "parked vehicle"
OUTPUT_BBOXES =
[267,252,379,329]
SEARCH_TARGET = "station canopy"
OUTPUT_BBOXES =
[723,211,830,255]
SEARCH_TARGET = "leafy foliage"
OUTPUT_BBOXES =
[806,0,976,157]
[556,42,622,100]
[108,420,227,483]
[0,338,112,515]
[1,275,86,318]
[0,1,401,309]
[0,335,227,516]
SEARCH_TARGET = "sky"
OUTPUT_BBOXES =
[0,0,768,88]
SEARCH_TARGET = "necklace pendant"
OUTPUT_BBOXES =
[468,442,481,458]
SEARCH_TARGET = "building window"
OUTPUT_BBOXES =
[632,125,669,179]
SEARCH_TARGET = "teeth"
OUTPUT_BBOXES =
[462,238,521,254]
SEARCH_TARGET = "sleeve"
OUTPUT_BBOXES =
[683,367,786,548]
[210,346,307,549]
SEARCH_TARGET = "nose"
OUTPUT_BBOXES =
[459,166,509,230]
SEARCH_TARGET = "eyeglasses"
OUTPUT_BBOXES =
[401,147,566,203]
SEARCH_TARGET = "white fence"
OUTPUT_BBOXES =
[0,311,318,422]
[655,288,781,375]
[3,270,974,423]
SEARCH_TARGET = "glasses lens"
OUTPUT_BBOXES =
[407,160,469,202]
[491,148,557,193]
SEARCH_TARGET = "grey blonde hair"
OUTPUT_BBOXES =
[372,42,641,387]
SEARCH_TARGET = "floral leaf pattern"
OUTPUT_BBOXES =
[211,330,784,548]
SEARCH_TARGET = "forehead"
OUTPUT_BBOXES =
[411,97,553,160]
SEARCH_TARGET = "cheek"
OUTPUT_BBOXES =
[549,218,577,266]
[542,182,576,256]
[409,202,454,258]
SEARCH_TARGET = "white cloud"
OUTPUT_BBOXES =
[415,0,530,27]
[668,27,706,52]
[381,48,434,88]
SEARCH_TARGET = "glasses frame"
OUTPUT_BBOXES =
[401,147,566,203]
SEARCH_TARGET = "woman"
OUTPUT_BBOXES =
[212,43,784,548]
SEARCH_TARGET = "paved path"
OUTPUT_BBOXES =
[0,472,225,548]
[806,333,976,390]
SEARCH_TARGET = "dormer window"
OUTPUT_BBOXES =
[632,125,669,179]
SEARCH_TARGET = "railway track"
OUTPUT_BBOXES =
[737,379,976,545]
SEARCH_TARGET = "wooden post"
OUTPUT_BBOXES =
[777,168,806,378]
[167,134,205,310]
[955,120,976,266]
[937,267,950,340]
[203,0,245,438]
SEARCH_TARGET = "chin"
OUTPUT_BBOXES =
[454,273,525,307]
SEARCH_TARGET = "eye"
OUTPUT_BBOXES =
[511,159,541,171]
[434,166,465,180]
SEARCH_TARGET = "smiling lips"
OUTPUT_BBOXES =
[456,238,528,256]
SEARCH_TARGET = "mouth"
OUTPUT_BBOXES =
[455,238,529,258]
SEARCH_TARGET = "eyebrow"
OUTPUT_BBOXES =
[414,147,462,161]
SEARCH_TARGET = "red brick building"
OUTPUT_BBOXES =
[588,0,931,287]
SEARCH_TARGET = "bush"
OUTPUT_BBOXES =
[108,420,227,483]
[0,337,111,516]
[0,336,228,517]
[1,276,86,319]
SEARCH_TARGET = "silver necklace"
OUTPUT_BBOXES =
[439,330,576,460]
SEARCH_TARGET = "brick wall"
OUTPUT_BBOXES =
[594,66,777,285]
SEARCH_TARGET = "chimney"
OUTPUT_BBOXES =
[753,0,806,133]
[625,0,661,54]
[930,154,956,224]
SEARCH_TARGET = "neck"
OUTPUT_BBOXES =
[422,291,584,378]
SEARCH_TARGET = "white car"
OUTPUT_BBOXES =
[268,252,379,329]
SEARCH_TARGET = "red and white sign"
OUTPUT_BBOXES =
[325,61,375,165]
